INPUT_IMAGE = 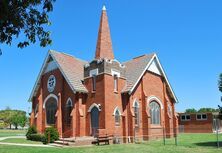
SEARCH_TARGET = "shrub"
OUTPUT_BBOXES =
[44,127,59,143]
[26,125,37,140]
[29,134,44,141]
[41,135,47,144]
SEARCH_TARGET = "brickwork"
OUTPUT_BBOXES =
[178,113,214,133]
[30,7,177,140]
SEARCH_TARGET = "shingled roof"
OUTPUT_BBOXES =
[50,50,88,93]
[122,53,178,102]
[122,54,155,93]
[28,50,88,102]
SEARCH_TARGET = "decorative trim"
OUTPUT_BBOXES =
[147,96,163,109]
[66,97,73,107]
[129,55,155,95]
[128,54,178,103]
[113,107,122,116]
[111,69,120,77]
[132,99,140,107]
[43,94,58,109]
[90,69,99,77]
[88,103,101,112]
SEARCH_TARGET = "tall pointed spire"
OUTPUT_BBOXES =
[95,5,114,59]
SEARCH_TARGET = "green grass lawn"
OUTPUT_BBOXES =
[0,129,26,137]
[0,138,42,144]
[0,133,221,153]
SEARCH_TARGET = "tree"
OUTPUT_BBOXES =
[198,108,219,113]
[0,0,56,54]
[0,109,27,129]
[11,110,26,129]
[218,73,222,118]
[19,114,27,128]
[0,109,14,129]
[185,108,197,113]
[219,73,222,93]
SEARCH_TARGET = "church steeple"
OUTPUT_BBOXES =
[95,6,114,59]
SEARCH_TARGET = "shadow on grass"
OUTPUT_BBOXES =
[195,141,222,147]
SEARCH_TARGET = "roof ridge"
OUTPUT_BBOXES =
[49,49,88,63]
[123,53,156,64]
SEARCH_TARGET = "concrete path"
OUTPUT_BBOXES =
[0,136,54,147]
[0,136,26,141]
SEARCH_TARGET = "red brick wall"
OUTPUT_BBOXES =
[84,74,106,136]
[31,68,77,137]
[178,113,213,133]
[127,71,176,139]
[31,68,177,139]
[103,74,126,135]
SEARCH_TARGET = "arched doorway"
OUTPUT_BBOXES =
[90,107,99,136]
[45,97,57,125]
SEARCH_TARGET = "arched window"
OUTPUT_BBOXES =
[134,101,139,126]
[66,98,73,126]
[46,97,57,125]
[114,108,121,126]
[149,101,160,125]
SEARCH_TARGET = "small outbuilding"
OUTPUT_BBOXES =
[178,112,222,133]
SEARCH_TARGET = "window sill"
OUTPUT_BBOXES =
[45,125,55,128]
[135,125,140,128]
[91,91,96,94]
[181,120,190,121]
[196,119,207,121]
[150,125,162,128]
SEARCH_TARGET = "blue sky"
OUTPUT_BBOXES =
[0,0,221,113]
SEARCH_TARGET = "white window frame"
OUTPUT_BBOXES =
[149,101,161,125]
[113,107,121,126]
[111,69,120,77]
[114,74,118,92]
[181,114,191,121]
[65,98,73,126]
[47,75,56,93]
[90,68,98,77]
[133,100,140,127]
[196,113,207,120]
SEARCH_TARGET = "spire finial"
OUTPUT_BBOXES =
[102,5,106,11]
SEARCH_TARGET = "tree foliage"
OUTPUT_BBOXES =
[11,111,27,129]
[198,108,219,113]
[185,108,219,113]
[0,108,27,129]
[185,108,197,113]
[0,0,56,54]
[218,73,222,116]
[219,73,222,93]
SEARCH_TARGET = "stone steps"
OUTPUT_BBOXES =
[54,137,96,147]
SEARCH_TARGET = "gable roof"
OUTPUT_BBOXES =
[122,53,178,103]
[122,54,155,92]
[28,50,88,102]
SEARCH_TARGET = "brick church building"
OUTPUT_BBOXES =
[29,6,178,140]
